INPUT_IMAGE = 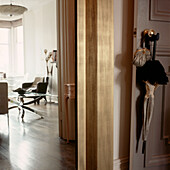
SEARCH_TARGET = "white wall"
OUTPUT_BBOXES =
[113,0,134,163]
[23,0,57,97]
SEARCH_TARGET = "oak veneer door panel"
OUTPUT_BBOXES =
[57,0,75,140]
[130,0,170,169]
[77,0,114,169]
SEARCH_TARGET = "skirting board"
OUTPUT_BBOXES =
[114,157,129,170]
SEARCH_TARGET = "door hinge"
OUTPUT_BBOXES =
[133,28,137,37]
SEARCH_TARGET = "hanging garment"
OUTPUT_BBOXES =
[137,60,169,85]
[142,81,157,142]
[133,48,152,67]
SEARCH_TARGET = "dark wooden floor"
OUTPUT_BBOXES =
[0,101,76,170]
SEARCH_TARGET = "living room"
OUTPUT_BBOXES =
[0,0,57,98]
[0,0,76,169]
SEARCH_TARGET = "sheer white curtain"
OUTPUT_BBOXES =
[0,28,10,75]
[14,26,24,76]
[0,26,24,77]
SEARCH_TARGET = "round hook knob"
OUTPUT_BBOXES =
[143,29,156,37]
[148,29,155,37]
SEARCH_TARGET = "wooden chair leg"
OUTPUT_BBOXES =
[43,96,47,105]
[44,96,47,102]
[33,97,36,104]
[37,100,40,105]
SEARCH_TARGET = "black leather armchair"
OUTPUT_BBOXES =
[22,77,49,104]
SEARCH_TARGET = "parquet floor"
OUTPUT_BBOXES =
[0,101,76,170]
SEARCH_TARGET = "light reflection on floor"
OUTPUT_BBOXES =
[0,102,75,170]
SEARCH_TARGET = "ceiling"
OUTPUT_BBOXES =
[0,0,54,21]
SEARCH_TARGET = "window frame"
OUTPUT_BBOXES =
[0,19,24,77]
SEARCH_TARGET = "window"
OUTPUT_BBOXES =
[14,26,24,76]
[0,28,10,75]
[0,26,24,77]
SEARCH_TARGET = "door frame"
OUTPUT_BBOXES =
[77,0,114,169]
[130,0,138,169]
[56,0,114,169]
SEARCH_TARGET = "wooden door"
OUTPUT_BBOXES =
[130,0,170,169]
[56,0,76,140]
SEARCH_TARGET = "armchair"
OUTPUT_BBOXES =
[22,77,49,104]
[22,77,43,89]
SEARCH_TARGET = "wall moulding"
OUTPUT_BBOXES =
[162,73,170,144]
[150,0,170,22]
[157,46,170,57]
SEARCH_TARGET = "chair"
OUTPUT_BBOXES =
[22,77,44,90]
[0,82,9,127]
[22,77,49,104]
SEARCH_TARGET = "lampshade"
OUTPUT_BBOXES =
[0,4,27,17]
